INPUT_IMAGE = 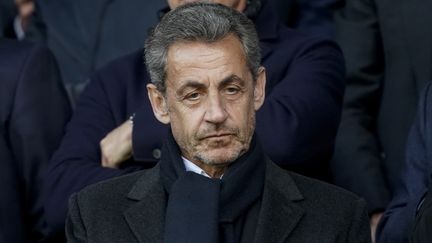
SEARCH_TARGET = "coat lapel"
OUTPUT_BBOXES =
[254,161,305,243]
[123,165,166,243]
[121,161,305,243]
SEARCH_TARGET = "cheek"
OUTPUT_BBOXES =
[227,100,254,125]
[170,106,202,136]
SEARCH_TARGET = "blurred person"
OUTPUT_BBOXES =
[24,0,165,102]
[66,4,371,242]
[331,0,432,241]
[0,0,33,38]
[0,0,16,37]
[0,39,71,242]
[44,0,345,239]
[272,0,343,39]
[14,0,35,39]
[378,81,432,243]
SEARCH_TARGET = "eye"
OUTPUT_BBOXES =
[185,92,201,101]
[224,86,241,95]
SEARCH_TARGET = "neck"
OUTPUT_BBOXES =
[187,157,229,178]
[199,163,228,178]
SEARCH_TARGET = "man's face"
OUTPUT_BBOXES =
[147,35,265,167]
[167,0,247,12]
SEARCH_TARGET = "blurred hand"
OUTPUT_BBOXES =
[15,0,34,31]
[100,120,133,168]
[370,212,383,243]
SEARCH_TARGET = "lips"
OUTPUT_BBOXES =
[200,133,234,140]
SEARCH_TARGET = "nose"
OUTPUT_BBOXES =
[204,93,228,124]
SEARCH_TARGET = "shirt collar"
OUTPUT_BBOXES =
[182,157,223,179]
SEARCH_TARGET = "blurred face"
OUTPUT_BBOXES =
[167,0,247,12]
[147,35,265,168]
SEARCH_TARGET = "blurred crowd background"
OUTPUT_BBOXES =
[1,0,432,242]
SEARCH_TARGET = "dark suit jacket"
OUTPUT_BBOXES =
[0,39,71,242]
[66,161,371,243]
[376,81,432,243]
[25,0,165,101]
[271,0,341,38]
[44,0,345,235]
[0,0,16,38]
[332,0,432,212]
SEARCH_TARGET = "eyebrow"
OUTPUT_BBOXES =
[175,75,246,96]
[176,81,207,97]
[219,75,246,88]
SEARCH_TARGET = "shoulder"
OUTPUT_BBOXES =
[264,161,370,241]
[96,48,145,76]
[291,172,365,208]
[290,168,359,196]
[68,167,158,221]
[273,25,343,60]
[77,48,147,104]
[73,167,157,205]
[0,39,53,68]
[267,161,365,215]
[86,48,147,91]
[0,40,58,98]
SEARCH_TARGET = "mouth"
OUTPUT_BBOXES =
[201,133,234,140]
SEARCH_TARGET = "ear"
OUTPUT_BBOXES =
[253,67,266,111]
[147,83,170,124]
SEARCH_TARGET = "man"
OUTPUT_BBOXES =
[66,4,369,243]
[45,0,345,237]
[331,0,432,240]
[0,39,71,242]
[25,0,164,101]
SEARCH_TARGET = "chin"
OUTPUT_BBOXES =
[196,147,244,166]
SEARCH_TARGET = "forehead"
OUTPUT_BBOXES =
[165,35,249,87]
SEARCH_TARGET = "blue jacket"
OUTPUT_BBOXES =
[377,81,432,243]
[45,0,345,236]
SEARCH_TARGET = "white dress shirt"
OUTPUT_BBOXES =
[182,157,223,179]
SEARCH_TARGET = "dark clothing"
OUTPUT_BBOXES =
[66,146,370,243]
[0,0,16,38]
[25,0,165,101]
[410,186,432,243]
[332,0,432,213]
[0,39,71,242]
[271,0,341,38]
[160,134,265,243]
[46,0,345,236]
[377,82,432,243]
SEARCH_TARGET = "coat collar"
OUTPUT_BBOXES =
[254,160,305,243]
[124,165,166,243]
[123,160,305,243]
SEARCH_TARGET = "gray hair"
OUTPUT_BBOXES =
[144,3,261,92]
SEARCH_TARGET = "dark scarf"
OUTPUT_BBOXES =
[160,132,266,243]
